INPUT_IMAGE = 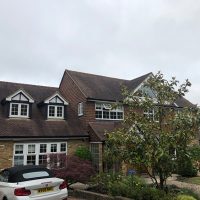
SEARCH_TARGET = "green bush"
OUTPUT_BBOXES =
[178,188,200,200]
[177,157,197,177]
[177,195,197,200]
[74,146,92,160]
[91,172,199,200]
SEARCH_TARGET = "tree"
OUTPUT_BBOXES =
[105,72,200,189]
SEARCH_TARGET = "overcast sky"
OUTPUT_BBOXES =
[0,0,200,104]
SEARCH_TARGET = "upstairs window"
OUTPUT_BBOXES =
[44,92,68,120]
[48,105,64,119]
[95,102,124,120]
[144,108,159,122]
[10,103,29,117]
[78,102,83,116]
[5,89,34,119]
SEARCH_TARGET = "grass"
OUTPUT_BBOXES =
[178,176,200,185]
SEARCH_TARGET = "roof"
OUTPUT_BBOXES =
[89,121,122,142]
[0,81,88,139]
[65,70,194,107]
[65,69,152,101]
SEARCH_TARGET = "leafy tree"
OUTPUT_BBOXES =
[75,146,92,161]
[105,72,200,189]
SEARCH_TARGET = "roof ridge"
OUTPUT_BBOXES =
[130,72,153,82]
[66,69,128,82]
[0,80,58,89]
[66,69,152,83]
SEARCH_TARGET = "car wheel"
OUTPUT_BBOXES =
[3,197,7,200]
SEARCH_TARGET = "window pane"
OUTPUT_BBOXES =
[95,103,102,110]
[49,106,55,117]
[39,155,47,166]
[14,156,24,166]
[28,144,35,154]
[103,111,109,119]
[15,145,23,154]
[27,155,36,165]
[57,106,63,117]
[117,112,123,119]
[21,104,28,116]
[95,111,102,119]
[11,104,19,116]
[60,143,66,152]
[51,144,57,152]
[40,144,47,153]
[110,112,117,119]
[23,171,49,179]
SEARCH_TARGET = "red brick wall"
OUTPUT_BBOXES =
[59,71,129,132]
[59,71,96,130]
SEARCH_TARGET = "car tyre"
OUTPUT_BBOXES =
[3,197,7,200]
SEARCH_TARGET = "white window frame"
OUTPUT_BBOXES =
[47,105,64,119]
[13,142,67,166]
[78,102,84,116]
[143,108,159,122]
[95,102,124,120]
[9,103,29,118]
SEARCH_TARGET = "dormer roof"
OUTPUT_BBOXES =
[5,89,35,103]
[43,92,69,105]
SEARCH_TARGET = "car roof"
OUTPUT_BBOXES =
[2,165,53,182]
[4,165,49,175]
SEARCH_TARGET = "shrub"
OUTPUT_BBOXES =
[52,155,96,183]
[177,157,198,177]
[177,195,197,200]
[75,146,92,161]
[178,188,200,200]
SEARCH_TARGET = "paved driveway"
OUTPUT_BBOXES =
[68,197,86,200]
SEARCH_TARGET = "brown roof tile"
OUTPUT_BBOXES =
[89,121,122,142]
[66,70,152,101]
[0,81,88,139]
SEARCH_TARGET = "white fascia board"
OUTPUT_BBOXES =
[132,73,153,94]
[6,89,35,103]
[44,92,69,105]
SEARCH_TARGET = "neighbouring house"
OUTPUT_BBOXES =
[0,69,195,171]
[0,81,89,170]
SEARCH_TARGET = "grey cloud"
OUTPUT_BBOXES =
[0,0,200,104]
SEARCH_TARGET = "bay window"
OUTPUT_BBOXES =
[13,142,67,166]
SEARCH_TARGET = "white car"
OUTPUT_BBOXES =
[0,165,68,200]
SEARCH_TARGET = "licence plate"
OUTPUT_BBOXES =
[38,187,53,193]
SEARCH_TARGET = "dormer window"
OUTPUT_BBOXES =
[43,92,69,120]
[48,105,64,119]
[4,89,34,119]
[10,103,29,117]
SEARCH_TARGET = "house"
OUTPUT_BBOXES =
[59,70,195,171]
[0,81,89,170]
[0,69,194,171]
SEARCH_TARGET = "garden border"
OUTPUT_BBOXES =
[69,189,133,200]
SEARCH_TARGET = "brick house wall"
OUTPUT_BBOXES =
[0,139,90,170]
[59,71,88,130]
[0,141,13,170]
[67,139,90,155]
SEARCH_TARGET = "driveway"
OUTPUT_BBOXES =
[68,197,86,200]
